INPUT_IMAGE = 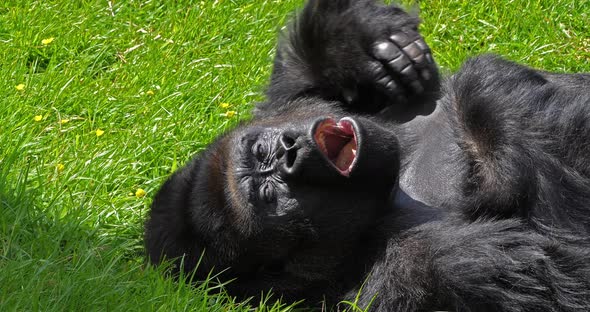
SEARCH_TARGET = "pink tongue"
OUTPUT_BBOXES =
[335,140,357,171]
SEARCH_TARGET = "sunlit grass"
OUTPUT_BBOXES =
[0,0,588,310]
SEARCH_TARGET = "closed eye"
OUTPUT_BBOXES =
[252,142,269,162]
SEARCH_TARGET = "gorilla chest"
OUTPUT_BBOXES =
[398,113,464,208]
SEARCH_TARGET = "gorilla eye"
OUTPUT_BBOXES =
[252,142,268,162]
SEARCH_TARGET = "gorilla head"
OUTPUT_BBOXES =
[145,99,401,303]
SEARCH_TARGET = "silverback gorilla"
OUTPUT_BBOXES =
[145,0,590,310]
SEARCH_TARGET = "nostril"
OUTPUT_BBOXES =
[277,132,301,176]
[284,148,297,169]
[280,133,297,150]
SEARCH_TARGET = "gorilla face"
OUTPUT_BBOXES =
[146,108,402,300]
[224,115,399,219]
[193,112,402,233]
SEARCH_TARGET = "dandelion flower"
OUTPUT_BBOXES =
[135,188,147,198]
[224,110,237,118]
[34,115,43,122]
[41,37,54,45]
[56,163,65,172]
[15,84,25,91]
[95,129,105,137]
[60,119,70,124]
[146,90,155,96]
[219,102,230,109]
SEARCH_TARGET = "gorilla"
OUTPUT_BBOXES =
[145,0,590,310]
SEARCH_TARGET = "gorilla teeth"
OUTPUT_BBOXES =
[313,118,358,176]
[335,140,357,172]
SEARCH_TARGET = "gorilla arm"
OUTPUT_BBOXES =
[257,0,440,119]
[349,219,590,312]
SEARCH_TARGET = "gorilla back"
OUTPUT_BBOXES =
[145,0,590,310]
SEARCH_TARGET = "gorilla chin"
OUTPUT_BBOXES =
[146,0,590,310]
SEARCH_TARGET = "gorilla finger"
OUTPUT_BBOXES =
[383,54,424,93]
[372,41,403,63]
[390,30,435,78]
[399,66,424,93]
[387,53,412,75]
[411,39,434,69]
[376,75,400,94]
[402,42,422,60]
[389,31,413,48]
[414,38,431,54]
[405,39,433,66]
[368,61,387,79]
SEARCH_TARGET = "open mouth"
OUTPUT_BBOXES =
[312,118,359,177]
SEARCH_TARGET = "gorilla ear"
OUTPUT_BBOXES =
[145,160,202,271]
[145,135,235,268]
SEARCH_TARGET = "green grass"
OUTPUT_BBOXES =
[0,0,588,311]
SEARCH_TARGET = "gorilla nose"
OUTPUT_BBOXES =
[277,131,301,176]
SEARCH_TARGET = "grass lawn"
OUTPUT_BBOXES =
[0,0,588,311]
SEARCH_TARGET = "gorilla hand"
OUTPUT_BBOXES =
[263,0,440,120]
[370,28,436,105]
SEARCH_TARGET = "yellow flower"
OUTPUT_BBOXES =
[60,119,70,124]
[56,163,65,172]
[224,110,237,118]
[41,37,54,45]
[135,188,147,198]
[15,84,25,91]
[34,115,43,122]
[146,90,155,96]
[219,102,230,109]
[95,129,105,137]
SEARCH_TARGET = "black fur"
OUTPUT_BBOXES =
[145,0,590,310]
